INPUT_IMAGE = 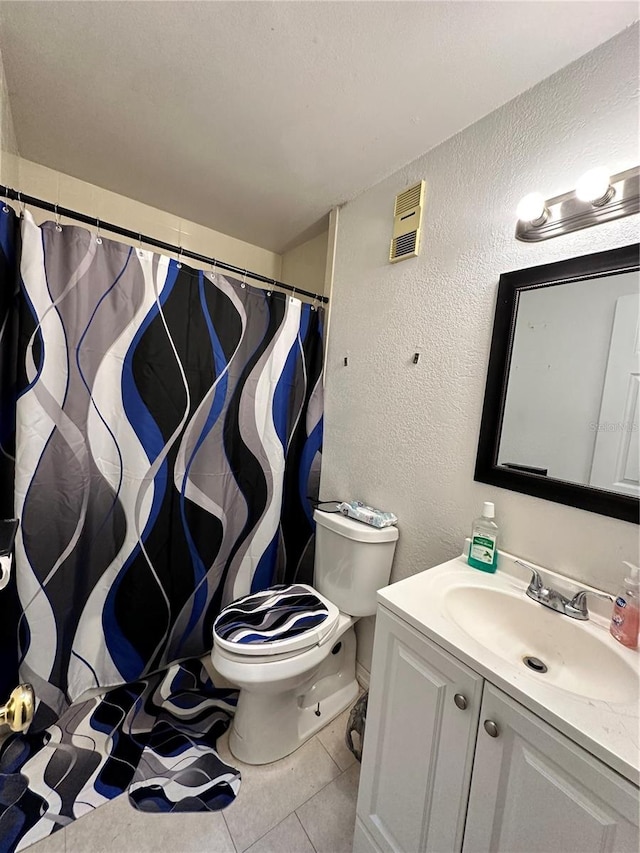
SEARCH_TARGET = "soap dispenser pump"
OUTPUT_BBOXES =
[610,562,639,649]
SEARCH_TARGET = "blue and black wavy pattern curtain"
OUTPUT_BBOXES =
[0,209,324,727]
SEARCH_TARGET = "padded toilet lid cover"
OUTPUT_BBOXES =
[213,584,339,656]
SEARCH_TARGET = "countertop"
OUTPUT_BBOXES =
[377,549,640,787]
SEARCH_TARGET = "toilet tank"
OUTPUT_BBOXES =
[313,510,399,617]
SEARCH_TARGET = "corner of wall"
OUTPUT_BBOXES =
[0,44,19,187]
[281,227,331,297]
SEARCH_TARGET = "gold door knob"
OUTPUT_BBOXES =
[0,684,35,732]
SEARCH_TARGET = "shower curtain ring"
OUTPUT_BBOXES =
[54,205,62,232]
[290,285,296,304]
[2,196,9,214]
[267,278,275,297]
[17,191,25,217]
[177,247,183,268]
[241,270,247,288]
[95,219,103,245]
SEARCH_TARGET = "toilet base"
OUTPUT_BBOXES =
[227,626,359,765]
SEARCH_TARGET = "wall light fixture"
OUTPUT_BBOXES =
[575,167,615,206]
[515,165,639,242]
[516,192,548,226]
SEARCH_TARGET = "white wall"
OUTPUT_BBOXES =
[0,44,18,186]
[499,271,639,483]
[281,228,330,297]
[13,158,282,280]
[4,156,333,298]
[320,25,640,671]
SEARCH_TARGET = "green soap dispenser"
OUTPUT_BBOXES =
[468,501,498,573]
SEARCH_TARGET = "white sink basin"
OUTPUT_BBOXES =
[377,552,640,785]
[443,585,638,704]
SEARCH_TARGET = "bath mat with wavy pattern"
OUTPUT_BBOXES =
[0,660,240,853]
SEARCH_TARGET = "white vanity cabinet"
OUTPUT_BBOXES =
[464,685,639,853]
[354,607,484,853]
[354,605,640,853]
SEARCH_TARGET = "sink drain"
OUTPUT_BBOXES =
[523,655,548,674]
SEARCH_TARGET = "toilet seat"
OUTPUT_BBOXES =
[213,583,340,657]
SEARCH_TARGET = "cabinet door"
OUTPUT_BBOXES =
[463,684,640,853]
[356,606,484,853]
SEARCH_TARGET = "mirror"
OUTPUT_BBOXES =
[475,243,640,524]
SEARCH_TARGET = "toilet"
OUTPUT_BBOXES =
[211,509,398,764]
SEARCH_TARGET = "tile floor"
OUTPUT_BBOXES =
[28,703,360,853]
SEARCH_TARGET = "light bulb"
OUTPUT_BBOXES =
[575,168,613,205]
[516,192,547,225]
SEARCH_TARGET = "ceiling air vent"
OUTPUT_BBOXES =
[389,180,425,263]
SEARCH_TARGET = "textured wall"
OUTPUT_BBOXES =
[0,44,18,186]
[320,26,640,670]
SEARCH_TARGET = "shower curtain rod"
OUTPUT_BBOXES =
[0,185,329,304]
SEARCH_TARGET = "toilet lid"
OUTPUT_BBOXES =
[213,584,340,657]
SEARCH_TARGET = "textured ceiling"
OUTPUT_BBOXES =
[0,1,637,252]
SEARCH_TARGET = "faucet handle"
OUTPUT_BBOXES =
[567,589,613,621]
[514,560,544,592]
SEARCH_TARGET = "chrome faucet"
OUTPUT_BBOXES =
[514,561,613,621]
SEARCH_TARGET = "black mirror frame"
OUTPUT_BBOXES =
[475,243,640,525]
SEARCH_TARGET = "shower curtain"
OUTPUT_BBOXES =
[0,208,324,728]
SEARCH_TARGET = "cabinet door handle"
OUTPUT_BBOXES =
[483,719,499,738]
[453,693,468,710]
